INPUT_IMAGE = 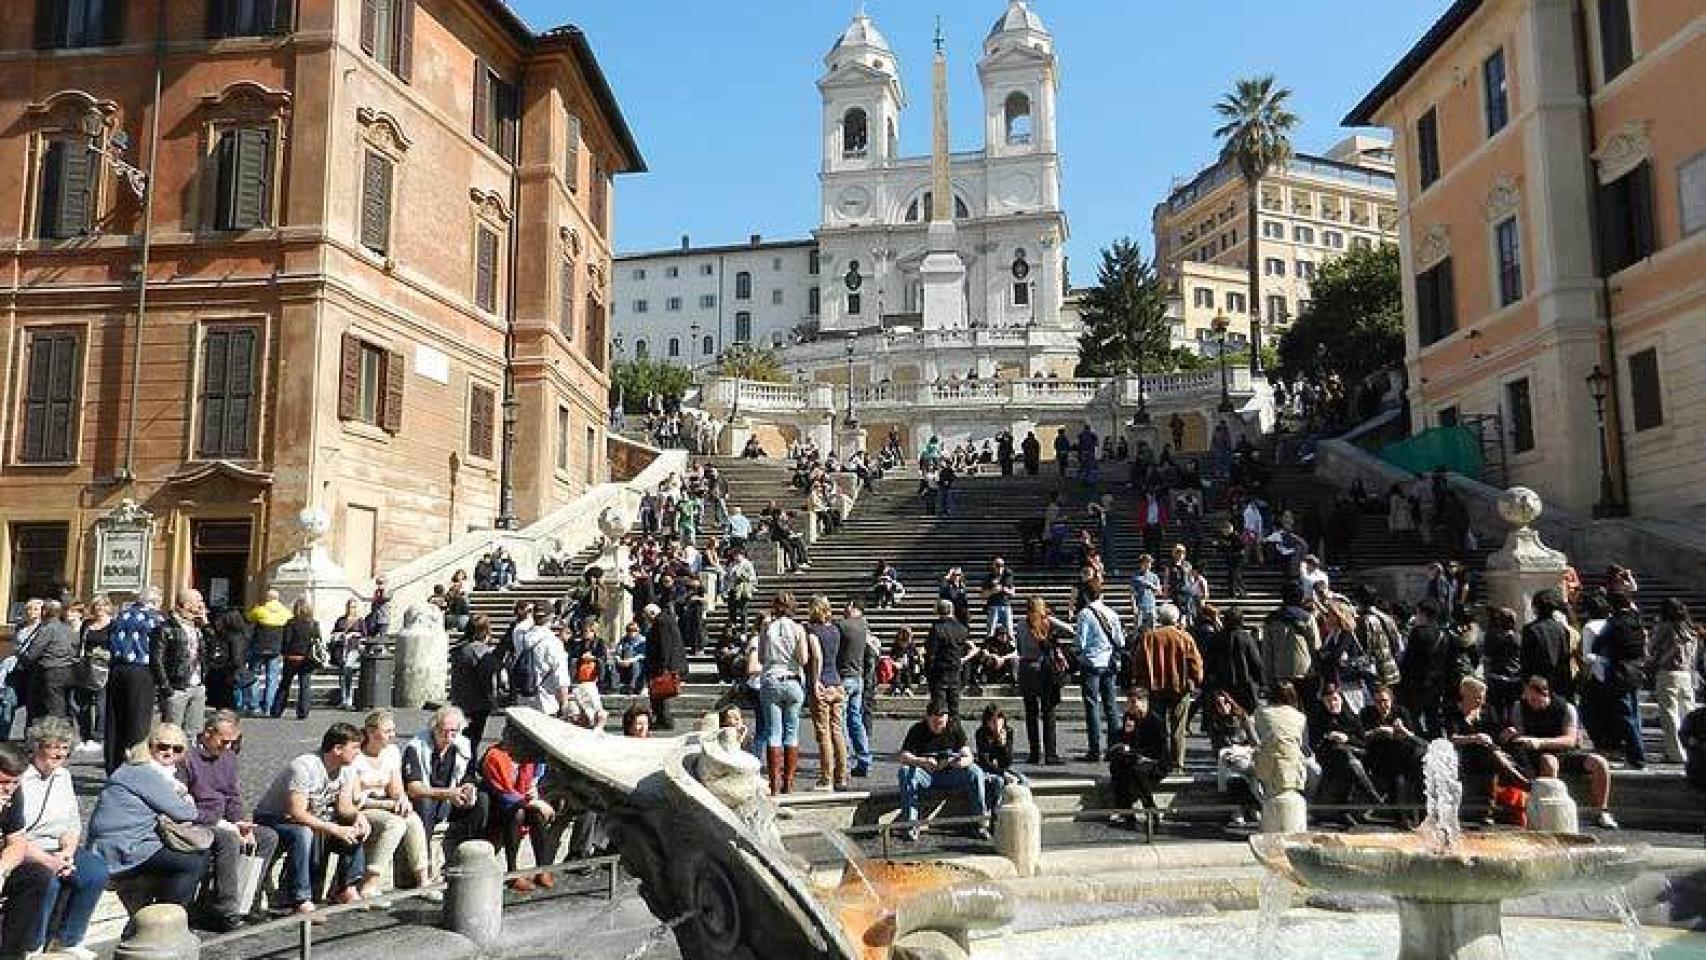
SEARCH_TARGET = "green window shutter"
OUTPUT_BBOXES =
[231,127,272,229]
[37,141,64,239]
[472,61,490,144]
[24,333,81,463]
[224,327,257,456]
[35,0,62,48]
[380,349,404,433]
[199,328,230,456]
[475,227,498,312]
[214,130,237,229]
[41,139,95,239]
[560,259,576,340]
[360,0,377,54]
[394,0,414,80]
[360,151,393,254]
[338,334,361,421]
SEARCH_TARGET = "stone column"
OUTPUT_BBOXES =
[115,904,199,960]
[391,604,449,709]
[1481,487,1568,622]
[443,840,505,952]
[1260,791,1308,835]
[994,781,1042,877]
[1526,778,1579,833]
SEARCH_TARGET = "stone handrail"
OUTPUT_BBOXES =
[707,372,1264,417]
[380,445,689,612]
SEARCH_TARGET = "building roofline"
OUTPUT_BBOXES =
[616,237,818,261]
[1342,0,1484,127]
[1163,149,1394,209]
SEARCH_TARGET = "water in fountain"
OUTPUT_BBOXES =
[569,876,644,936]
[1604,891,1654,960]
[798,820,884,906]
[1417,738,1463,852]
[1253,872,1292,956]
[619,912,697,960]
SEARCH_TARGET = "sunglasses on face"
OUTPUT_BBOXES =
[152,743,186,755]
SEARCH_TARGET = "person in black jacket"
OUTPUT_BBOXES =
[448,614,497,750]
[1596,592,1650,768]
[154,589,208,732]
[19,600,78,722]
[1200,606,1264,713]
[1520,590,1576,702]
[924,600,971,719]
[1398,599,1450,737]
[203,605,250,711]
[1359,683,1427,826]
[1308,683,1384,823]
[641,603,686,731]
[1107,693,1169,823]
[273,597,321,720]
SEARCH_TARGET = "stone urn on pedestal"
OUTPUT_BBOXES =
[269,504,354,628]
[1482,487,1569,622]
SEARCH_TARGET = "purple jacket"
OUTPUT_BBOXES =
[180,745,244,825]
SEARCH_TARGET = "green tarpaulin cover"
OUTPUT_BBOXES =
[1379,425,1483,479]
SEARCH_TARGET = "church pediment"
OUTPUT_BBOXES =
[979,45,1052,70]
[819,63,900,88]
[161,461,274,504]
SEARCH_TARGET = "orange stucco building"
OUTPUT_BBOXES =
[0,0,643,616]
[1345,0,1703,517]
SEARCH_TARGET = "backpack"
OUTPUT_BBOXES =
[508,637,545,700]
[476,643,511,706]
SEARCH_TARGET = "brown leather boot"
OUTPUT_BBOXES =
[782,746,800,794]
[766,747,783,796]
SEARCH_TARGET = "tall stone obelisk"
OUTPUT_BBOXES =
[920,19,968,331]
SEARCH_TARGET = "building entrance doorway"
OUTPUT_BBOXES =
[7,523,68,622]
[192,520,252,613]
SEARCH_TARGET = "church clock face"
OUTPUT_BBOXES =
[999,172,1039,209]
[836,186,872,220]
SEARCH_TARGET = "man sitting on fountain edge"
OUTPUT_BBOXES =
[1500,676,1618,830]
[895,699,992,843]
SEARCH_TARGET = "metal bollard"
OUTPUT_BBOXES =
[115,904,200,960]
[443,840,505,951]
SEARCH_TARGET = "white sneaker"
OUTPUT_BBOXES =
[1595,810,1620,830]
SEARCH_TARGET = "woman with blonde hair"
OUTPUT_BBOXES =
[803,596,848,791]
[85,722,210,915]
[274,597,322,720]
[1014,595,1074,765]
[750,592,811,794]
[348,710,431,896]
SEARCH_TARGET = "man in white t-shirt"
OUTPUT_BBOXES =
[252,723,371,911]
[515,609,572,717]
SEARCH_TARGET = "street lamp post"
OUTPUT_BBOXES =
[1213,311,1235,413]
[1585,365,1626,517]
[689,321,701,373]
[844,331,859,427]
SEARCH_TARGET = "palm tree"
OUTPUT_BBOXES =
[1214,74,1299,375]
[714,342,788,383]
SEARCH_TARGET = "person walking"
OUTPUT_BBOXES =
[1074,580,1125,762]
[244,590,290,717]
[1648,598,1699,764]
[981,557,1016,640]
[834,600,874,778]
[1015,596,1074,765]
[274,598,322,720]
[924,599,971,720]
[448,615,498,750]
[1129,604,1203,774]
[804,597,848,792]
[1200,606,1263,714]
[105,588,166,774]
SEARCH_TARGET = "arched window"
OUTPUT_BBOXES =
[634,338,648,359]
[905,192,971,223]
[668,337,680,358]
[702,335,714,356]
[735,271,752,300]
[735,312,752,342]
[842,108,868,158]
[1004,92,1033,145]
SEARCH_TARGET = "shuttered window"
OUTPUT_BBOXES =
[360,150,393,255]
[559,259,576,341]
[474,227,499,313]
[555,406,569,472]
[359,0,414,81]
[468,384,495,460]
[472,61,518,162]
[586,297,607,370]
[564,114,581,191]
[19,331,80,464]
[1628,348,1664,432]
[1598,162,1655,274]
[35,0,124,48]
[338,334,403,433]
[1415,257,1456,347]
[1416,108,1441,190]
[197,326,258,459]
[208,0,292,38]
[37,139,93,240]
[213,127,273,231]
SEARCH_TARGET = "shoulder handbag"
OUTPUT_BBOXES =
[648,669,681,700]
[157,814,215,853]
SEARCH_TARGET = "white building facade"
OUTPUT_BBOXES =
[611,236,821,368]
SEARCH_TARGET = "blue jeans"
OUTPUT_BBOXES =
[898,763,989,823]
[245,654,282,715]
[842,675,872,772]
[33,848,108,949]
[1613,689,1646,766]
[759,675,805,748]
[1080,664,1120,756]
[257,818,366,906]
[984,603,1014,639]
[337,661,359,708]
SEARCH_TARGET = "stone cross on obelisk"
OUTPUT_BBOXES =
[919,15,968,330]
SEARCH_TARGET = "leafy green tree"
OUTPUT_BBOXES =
[1275,243,1403,388]
[1074,238,1171,379]
[1213,74,1299,375]
[611,359,693,413]
[713,342,789,383]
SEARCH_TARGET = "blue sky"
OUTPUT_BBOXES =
[511,0,1449,273]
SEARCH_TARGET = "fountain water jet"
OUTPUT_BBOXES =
[1252,739,1648,960]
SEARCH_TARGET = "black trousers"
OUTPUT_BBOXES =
[926,682,961,719]
[26,665,74,723]
[1019,664,1060,760]
[1109,750,1162,810]
[105,663,157,774]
